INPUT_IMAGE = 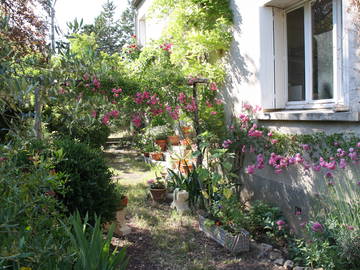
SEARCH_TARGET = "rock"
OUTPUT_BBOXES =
[269,250,282,260]
[283,260,294,269]
[274,258,284,266]
[256,243,273,258]
[314,268,324,270]
[293,267,305,270]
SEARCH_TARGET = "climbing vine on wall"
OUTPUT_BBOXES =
[149,0,233,83]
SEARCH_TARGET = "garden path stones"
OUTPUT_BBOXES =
[274,258,284,266]
[283,260,294,269]
[269,249,282,260]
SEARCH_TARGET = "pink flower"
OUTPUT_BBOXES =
[147,179,155,184]
[339,159,347,169]
[178,92,187,104]
[267,131,273,137]
[209,82,218,91]
[276,220,286,230]
[91,110,97,118]
[242,145,246,153]
[276,220,286,226]
[93,77,100,89]
[300,144,310,151]
[215,98,223,105]
[206,101,213,107]
[210,111,217,115]
[132,115,142,128]
[325,172,333,178]
[311,222,324,232]
[246,165,256,174]
[110,110,119,118]
[271,139,278,144]
[357,142,360,148]
[222,139,233,148]
[243,104,252,111]
[113,93,119,98]
[102,115,110,125]
[313,164,321,172]
[346,225,355,231]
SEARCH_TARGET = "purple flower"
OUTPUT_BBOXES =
[346,225,355,231]
[311,222,324,232]
[325,172,333,179]
[357,142,360,148]
[222,139,233,148]
[327,181,335,187]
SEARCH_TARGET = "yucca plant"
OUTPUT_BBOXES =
[64,212,128,270]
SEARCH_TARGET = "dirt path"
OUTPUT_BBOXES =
[104,138,280,270]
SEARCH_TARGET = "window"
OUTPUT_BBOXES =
[286,0,342,107]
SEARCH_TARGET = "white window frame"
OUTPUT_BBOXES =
[284,0,343,109]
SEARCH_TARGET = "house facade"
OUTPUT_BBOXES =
[133,0,360,228]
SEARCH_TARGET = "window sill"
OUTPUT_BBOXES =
[258,110,360,122]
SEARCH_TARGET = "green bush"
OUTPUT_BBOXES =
[0,141,71,269]
[54,139,120,224]
[46,112,110,148]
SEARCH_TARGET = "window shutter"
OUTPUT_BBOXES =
[273,7,287,109]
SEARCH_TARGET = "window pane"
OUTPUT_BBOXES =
[287,7,305,101]
[312,0,333,100]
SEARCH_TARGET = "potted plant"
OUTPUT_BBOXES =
[155,132,169,151]
[150,144,164,161]
[148,177,167,202]
[181,125,192,137]
[143,142,156,158]
[167,134,180,145]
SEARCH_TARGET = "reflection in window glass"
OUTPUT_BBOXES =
[287,8,305,101]
[312,0,333,100]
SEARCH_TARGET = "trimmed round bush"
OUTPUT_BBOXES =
[54,139,120,223]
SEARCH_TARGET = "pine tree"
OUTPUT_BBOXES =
[82,0,135,55]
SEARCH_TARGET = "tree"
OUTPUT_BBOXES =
[118,0,135,48]
[82,0,134,55]
[0,0,48,54]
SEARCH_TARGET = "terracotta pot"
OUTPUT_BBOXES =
[149,188,167,202]
[155,139,167,151]
[150,152,164,161]
[180,138,192,146]
[118,196,128,210]
[167,135,180,145]
[143,152,150,158]
[181,126,192,133]
[180,163,194,175]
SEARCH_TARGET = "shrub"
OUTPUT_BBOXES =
[54,139,120,224]
[46,112,110,148]
[0,141,71,269]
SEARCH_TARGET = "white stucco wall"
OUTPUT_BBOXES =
[135,0,167,46]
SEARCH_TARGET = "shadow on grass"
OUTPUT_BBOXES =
[104,150,150,174]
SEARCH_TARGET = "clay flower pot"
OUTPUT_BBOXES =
[155,139,167,151]
[181,126,192,134]
[179,163,194,175]
[180,138,192,146]
[143,152,150,158]
[150,152,164,161]
[119,196,128,209]
[167,135,180,145]
[149,188,167,202]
